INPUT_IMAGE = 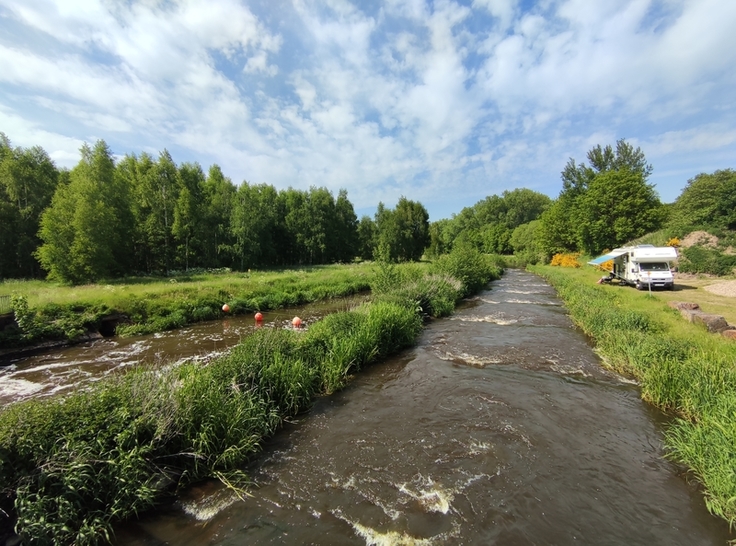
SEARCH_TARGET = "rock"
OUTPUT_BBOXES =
[692,313,731,333]
[680,309,701,322]
[722,330,736,340]
[668,301,700,311]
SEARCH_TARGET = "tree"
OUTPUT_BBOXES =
[230,182,280,269]
[576,169,664,254]
[669,169,736,233]
[374,197,430,262]
[539,139,661,256]
[0,134,59,278]
[36,141,128,283]
[173,163,206,270]
[201,164,236,268]
[332,189,359,262]
[357,215,376,261]
[135,150,180,273]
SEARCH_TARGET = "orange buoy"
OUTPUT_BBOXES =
[292,316,302,328]
[222,304,230,313]
[254,312,263,321]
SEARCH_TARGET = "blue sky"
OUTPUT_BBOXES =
[1,0,735,220]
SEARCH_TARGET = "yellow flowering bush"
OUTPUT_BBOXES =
[550,253,581,268]
[666,237,680,247]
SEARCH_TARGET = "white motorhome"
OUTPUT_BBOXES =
[589,245,678,290]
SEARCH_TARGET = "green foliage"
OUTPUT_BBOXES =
[678,246,736,276]
[432,244,503,297]
[576,169,665,254]
[36,142,130,284]
[374,197,430,262]
[0,133,59,279]
[539,139,664,257]
[430,188,551,257]
[668,169,736,234]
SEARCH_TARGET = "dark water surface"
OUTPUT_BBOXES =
[110,270,731,545]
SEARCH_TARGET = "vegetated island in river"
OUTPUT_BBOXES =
[0,263,377,356]
[531,261,736,532]
[0,247,503,545]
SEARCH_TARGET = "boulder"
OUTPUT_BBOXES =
[722,330,736,340]
[692,313,731,334]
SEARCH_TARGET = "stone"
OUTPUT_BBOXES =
[680,309,701,322]
[722,330,736,340]
[692,313,731,333]
[667,301,700,311]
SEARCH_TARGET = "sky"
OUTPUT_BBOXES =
[1,0,735,221]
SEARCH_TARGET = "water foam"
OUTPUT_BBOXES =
[398,477,453,514]
[0,378,45,399]
[179,489,238,521]
[451,315,518,325]
[435,351,503,368]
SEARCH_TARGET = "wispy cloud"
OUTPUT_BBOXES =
[0,0,734,218]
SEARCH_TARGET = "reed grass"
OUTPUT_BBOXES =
[531,264,736,527]
[0,251,502,545]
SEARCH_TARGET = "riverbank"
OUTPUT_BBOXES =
[530,264,736,527]
[0,252,503,545]
[0,264,374,352]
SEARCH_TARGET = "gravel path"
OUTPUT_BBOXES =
[703,280,736,298]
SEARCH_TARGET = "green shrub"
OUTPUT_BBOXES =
[432,245,503,297]
[678,245,736,276]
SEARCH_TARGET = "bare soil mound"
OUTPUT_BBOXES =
[681,230,718,248]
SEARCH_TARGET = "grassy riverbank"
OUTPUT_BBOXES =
[530,264,736,527]
[0,265,373,348]
[0,252,503,545]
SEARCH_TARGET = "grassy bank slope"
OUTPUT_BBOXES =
[530,264,736,527]
[1,265,373,348]
[0,253,503,545]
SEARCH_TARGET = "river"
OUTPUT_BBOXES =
[1,271,731,545]
[114,270,731,545]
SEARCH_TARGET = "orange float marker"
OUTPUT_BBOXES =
[222,304,230,313]
[292,316,302,328]
[254,312,263,322]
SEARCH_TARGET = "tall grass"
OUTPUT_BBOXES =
[531,264,736,527]
[0,251,501,545]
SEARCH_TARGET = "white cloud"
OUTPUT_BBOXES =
[0,0,734,216]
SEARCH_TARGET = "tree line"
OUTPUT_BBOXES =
[0,134,430,284]
[3,131,733,283]
[428,139,735,264]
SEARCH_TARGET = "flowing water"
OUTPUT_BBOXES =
[108,270,731,546]
[0,296,368,406]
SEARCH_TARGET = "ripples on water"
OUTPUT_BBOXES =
[112,270,731,546]
[0,298,368,406]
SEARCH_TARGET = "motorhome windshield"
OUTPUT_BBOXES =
[639,262,669,271]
